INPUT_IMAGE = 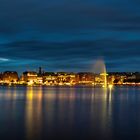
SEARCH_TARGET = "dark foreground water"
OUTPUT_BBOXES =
[0,86,140,140]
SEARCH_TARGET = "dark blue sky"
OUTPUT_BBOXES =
[0,0,140,73]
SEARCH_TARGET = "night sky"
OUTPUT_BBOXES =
[0,0,140,73]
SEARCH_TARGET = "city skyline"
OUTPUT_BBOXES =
[0,68,139,87]
[0,0,140,73]
[0,1,140,140]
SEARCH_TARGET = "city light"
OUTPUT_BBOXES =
[0,68,139,87]
[109,84,113,89]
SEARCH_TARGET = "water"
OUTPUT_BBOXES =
[0,86,140,140]
[93,59,107,87]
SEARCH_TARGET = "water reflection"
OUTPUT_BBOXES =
[88,88,113,138]
[0,87,139,139]
[25,87,43,140]
[24,87,115,139]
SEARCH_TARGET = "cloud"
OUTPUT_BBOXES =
[0,38,139,72]
[0,0,140,72]
[0,57,10,62]
[0,0,140,34]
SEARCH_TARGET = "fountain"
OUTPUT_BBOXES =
[100,73,108,88]
[93,59,108,88]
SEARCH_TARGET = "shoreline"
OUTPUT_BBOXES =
[0,84,139,87]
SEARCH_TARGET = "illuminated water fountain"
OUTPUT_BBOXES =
[93,59,109,88]
[100,73,108,88]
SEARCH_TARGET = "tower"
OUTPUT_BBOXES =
[38,67,42,76]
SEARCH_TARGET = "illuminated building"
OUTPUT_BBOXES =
[108,75,115,85]
[108,72,127,85]
[94,74,103,85]
[43,72,57,85]
[37,77,43,84]
[57,72,76,86]
[2,71,18,83]
[0,69,138,86]
[20,71,38,85]
[76,72,94,85]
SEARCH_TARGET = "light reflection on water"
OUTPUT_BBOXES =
[0,86,139,139]
[25,86,43,140]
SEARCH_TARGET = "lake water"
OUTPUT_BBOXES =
[0,86,140,140]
